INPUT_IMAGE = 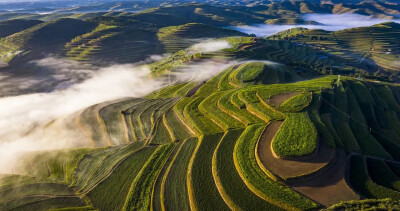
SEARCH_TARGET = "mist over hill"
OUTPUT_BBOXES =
[1,0,400,210]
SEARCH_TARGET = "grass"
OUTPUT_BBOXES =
[87,145,156,210]
[152,142,184,211]
[49,206,97,211]
[230,92,246,109]
[234,124,318,210]
[162,138,197,211]
[139,99,172,136]
[16,148,95,184]
[327,198,400,211]
[79,103,111,147]
[0,19,42,38]
[150,116,173,144]
[230,62,265,85]
[367,158,400,192]
[65,23,118,61]
[308,93,336,148]
[126,99,160,140]
[319,92,343,147]
[331,86,360,152]
[278,92,312,113]
[0,183,77,203]
[75,142,145,193]
[146,83,186,99]
[213,129,283,210]
[184,97,223,135]
[346,85,392,159]
[123,144,174,211]
[5,197,87,211]
[385,110,400,138]
[238,90,285,122]
[99,98,144,144]
[164,108,193,140]
[188,133,230,211]
[350,82,380,130]
[218,90,263,125]
[272,112,318,157]
[218,65,238,90]
[375,85,400,112]
[349,155,400,200]
[199,91,244,130]
[174,97,199,135]
[0,175,41,192]
[268,22,400,72]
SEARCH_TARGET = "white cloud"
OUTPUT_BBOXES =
[188,39,231,53]
[0,58,163,173]
[231,13,400,37]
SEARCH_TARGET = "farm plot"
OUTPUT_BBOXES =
[234,124,318,210]
[188,133,230,211]
[87,145,158,210]
[272,112,318,157]
[349,155,400,200]
[213,129,283,210]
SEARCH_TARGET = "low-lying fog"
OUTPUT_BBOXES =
[0,40,232,174]
[232,13,400,37]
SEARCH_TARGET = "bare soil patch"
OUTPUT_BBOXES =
[186,81,204,97]
[267,92,300,107]
[288,150,360,206]
[257,122,359,206]
[257,121,335,180]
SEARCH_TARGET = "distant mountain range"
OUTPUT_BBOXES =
[0,0,399,13]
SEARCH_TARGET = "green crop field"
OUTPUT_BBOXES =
[2,2,400,210]
[272,112,318,157]
[6,63,400,209]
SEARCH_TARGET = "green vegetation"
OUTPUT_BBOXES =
[65,23,118,61]
[0,19,42,38]
[308,93,336,148]
[158,23,244,53]
[367,158,400,192]
[349,155,400,200]
[327,198,400,211]
[199,91,243,130]
[234,124,318,210]
[4,3,400,209]
[268,22,400,78]
[272,112,318,157]
[123,144,174,211]
[213,129,282,210]
[331,86,360,152]
[346,84,392,159]
[162,138,197,211]
[188,133,230,210]
[87,145,157,210]
[278,92,312,113]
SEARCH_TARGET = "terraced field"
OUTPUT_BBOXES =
[268,22,400,73]
[2,13,400,209]
[5,50,400,210]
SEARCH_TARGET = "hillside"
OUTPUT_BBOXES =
[1,2,400,211]
[1,36,400,210]
[0,18,97,63]
[0,2,399,66]
[0,19,43,38]
[268,22,400,75]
